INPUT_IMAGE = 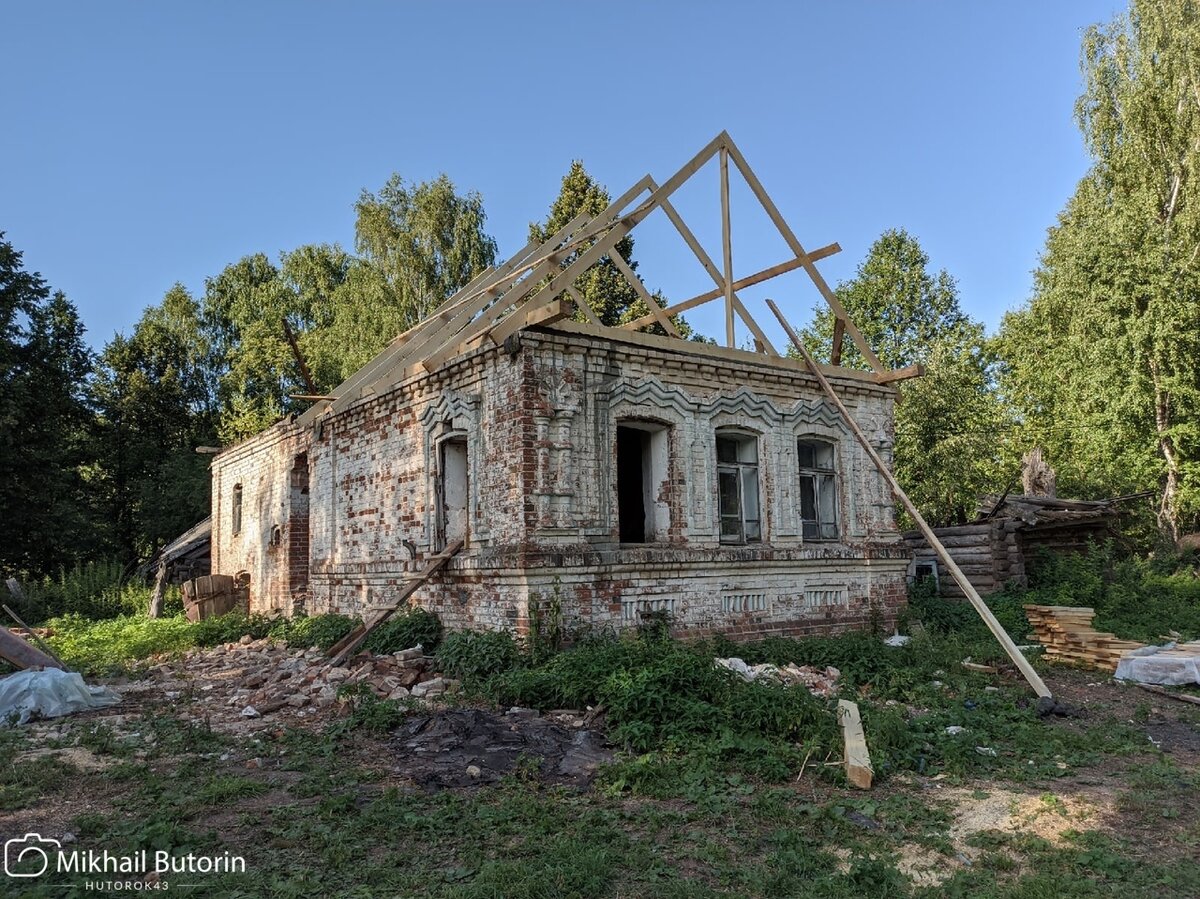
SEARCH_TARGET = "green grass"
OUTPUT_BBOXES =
[6,587,1198,897]
[43,608,442,675]
[9,546,1198,896]
[3,700,1194,899]
[9,559,174,623]
[997,542,1200,642]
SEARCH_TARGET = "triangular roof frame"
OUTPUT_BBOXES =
[297,131,921,427]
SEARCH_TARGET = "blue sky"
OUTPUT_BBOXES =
[2,1,1123,351]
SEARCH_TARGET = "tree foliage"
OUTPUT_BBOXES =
[90,285,217,562]
[356,174,497,325]
[798,229,1008,526]
[0,234,98,576]
[530,161,696,338]
[998,0,1200,538]
[199,175,498,443]
[802,228,971,371]
[529,161,642,328]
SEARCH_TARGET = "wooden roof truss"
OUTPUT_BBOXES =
[299,131,919,426]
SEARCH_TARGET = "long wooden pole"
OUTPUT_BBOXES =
[2,602,68,669]
[765,299,1052,699]
[719,146,735,348]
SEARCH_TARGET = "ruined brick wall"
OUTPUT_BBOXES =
[210,326,911,638]
[303,345,530,625]
[210,420,311,614]
[501,328,909,638]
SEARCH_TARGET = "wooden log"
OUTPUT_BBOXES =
[2,602,68,670]
[0,625,66,671]
[149,562,167,619]
[2,600,66,672]
[910,524,993,539]
[932,535,992,549]
[830,316,845,366]
[874,363,926,385]
[837,700,873,789]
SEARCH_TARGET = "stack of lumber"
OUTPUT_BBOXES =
[1024,605,1146,672]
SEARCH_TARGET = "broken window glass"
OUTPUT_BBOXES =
[716,432,761,544]
[797,439,838,540]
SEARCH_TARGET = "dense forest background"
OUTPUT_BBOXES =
[2,0,1197,585]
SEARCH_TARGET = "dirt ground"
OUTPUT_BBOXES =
[2,664,1198,897]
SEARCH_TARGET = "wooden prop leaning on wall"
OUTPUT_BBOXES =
[765,299,1052,700]
[326,539,464,668]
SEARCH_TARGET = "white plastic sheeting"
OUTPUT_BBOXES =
[0,669,120,725]
[1115,643,1200,687]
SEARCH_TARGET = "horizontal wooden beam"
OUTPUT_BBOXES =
[873,363,926,385]
[619,244,840,331]
[542,319,889,386]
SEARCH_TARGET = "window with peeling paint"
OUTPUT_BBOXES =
[797,439,838,540]
[716,431,761,544]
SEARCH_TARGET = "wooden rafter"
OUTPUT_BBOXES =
[566,284,602,326]
[721,138,887,374]
[609,248,679,338]
[652,182,779,354]
[298,131,919,424]
[720,146,735,347]
[619,246,840,330]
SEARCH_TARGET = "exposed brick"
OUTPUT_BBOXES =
[210,329,912,634]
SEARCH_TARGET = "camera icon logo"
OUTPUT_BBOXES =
[4,833,61,878]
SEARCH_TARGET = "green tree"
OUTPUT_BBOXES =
[0,234,98,576]
[802,228,971,370]
[355,173,497,325]
[797,229,1007,525]
[529,161,695,337]
[90,285,217,563]
[530,161,642,328]
[201,253,302,443]
[998,0,1200,538]
[894,331,1013,525]
[202,176,499,444]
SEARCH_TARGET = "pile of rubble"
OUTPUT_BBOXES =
[130,636,459,732]
[715,657,841,698]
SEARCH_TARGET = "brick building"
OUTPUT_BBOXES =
[209,133,916,640]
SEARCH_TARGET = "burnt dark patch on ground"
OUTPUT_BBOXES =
[391,708,612,789]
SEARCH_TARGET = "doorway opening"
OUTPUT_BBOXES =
[616,423,670,543]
